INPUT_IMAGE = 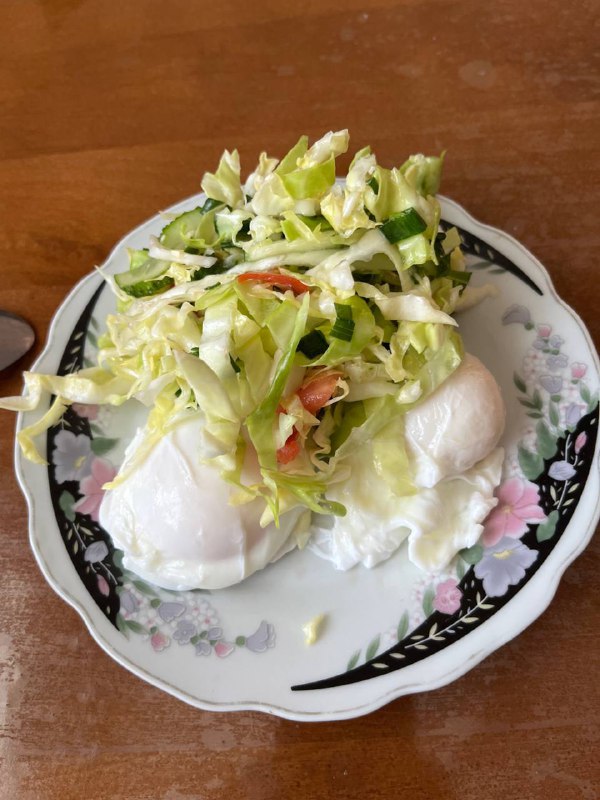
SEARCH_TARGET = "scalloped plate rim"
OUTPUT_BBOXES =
[13,193,600,721]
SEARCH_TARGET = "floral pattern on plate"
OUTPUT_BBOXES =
[46,290,276,659]
[43,226,598,687]
[335,304,598,683]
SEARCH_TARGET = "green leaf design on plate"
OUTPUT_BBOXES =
[549,402,560,427]
[513,372,527,393]
[133,579,158,597]
[116,613,128,636]
[58,490,76,522]
[365,635,380,662]
[579,383,591,404]
[87,331,98,348]
[536,421,558,460]
[91,437,119,456]
[518,445,544,480]
[536,510,559,542]
[422,586,435,617]
[125,620,147,635]
[396,611,409,642]
[346,650,361,671]
[532,389,542,410]
[459,544,483,565]
[518,398,539,410]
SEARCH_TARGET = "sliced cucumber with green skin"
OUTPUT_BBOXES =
[119,276,174,298]
[160,201,224,250]
[115,257,173,297]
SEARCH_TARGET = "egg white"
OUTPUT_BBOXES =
[308,353,506,573]
[99,414,305,591]
[100,353,506,588]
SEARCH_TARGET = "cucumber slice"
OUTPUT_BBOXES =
[160,200,224,250]
[119,276,174,298]
[115,257,173,297]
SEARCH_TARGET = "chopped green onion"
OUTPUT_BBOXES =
[380,208,427,243]
[334,303,353,319]
[446,270,471,287]
[298,329,328,358]
[200,197,223,213]
[434,234,451,270]
[413,262,439,279]
[191,263,228,281]
[331,304,355,341]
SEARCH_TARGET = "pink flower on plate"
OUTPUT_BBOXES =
[96,574,110,597]
[575,432,587,454]
[537,324,552,339]
[151,631,170,652]
[72,403,99,421]
[482,478,547,546]
[433,579,462,615]
[571,363,587,380]
[214,641,235,658]
[73,458,117,522]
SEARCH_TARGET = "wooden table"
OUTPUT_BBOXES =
[1,2,598,798]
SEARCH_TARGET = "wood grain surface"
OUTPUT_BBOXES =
[1,1,598,798]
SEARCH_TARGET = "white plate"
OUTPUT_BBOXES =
[15,195,600,721]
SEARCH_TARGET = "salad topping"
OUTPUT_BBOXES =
[2,130,480,526]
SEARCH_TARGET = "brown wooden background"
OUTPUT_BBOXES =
[1,1,598,798]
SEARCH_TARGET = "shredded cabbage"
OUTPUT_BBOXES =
[2,130,487,524]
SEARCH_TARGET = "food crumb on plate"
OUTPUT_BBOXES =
[302,613,327,645]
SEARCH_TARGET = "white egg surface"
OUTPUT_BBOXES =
[404,353,506,487]
[308,353,506,573]
[99,414,304,591]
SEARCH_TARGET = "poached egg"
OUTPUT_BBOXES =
[308,354,506,572]
[99,414,305,591]
[100,353,505,588]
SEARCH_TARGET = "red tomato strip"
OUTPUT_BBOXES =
[237,272,310,295]
[297,372,341,416]
[276,428,300,464]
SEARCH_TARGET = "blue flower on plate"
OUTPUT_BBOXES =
[245,621,275,653]
[540,375,563,395]
[564,403,585,428]
[546,354,568,371]
[173,620,196,645]
[53,430,94,483]
[474,537,538,597]
[119,590,139,614]
[83,541,109,563]
[195,640,212,656]
[548,460,576,481]
[158,602,186,623]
